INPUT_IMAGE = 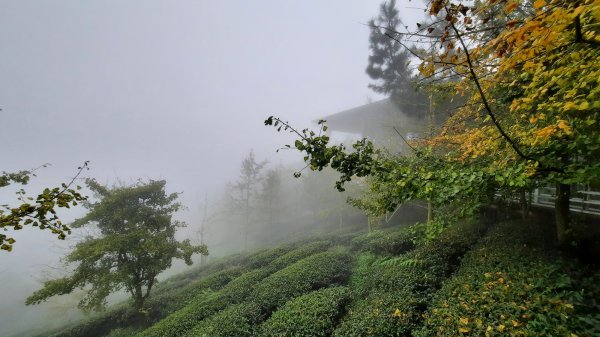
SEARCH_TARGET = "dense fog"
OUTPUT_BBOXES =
[0,2,426,336]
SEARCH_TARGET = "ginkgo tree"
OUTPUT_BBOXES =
[419,0,600,245]
[266,0,600,246]
[0,162,89,252]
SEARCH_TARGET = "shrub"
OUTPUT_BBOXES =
[354,222,480,298]
[181,302,263,337]
[416,222,583,337]
[137,244,337,337]
[146,266,245,318]
[246,245,296,268]
[351,228,415,255]
[106,327,142,337]
[267,240,332,271]
[334,290,423,337]
[135,290,226,337]
[335,222,482,337]
[258,286,350,337]
[44,265,247,337]
[250,247,353,314]
[220,241,333,303]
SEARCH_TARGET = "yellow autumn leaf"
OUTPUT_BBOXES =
[459,327,470,333]
[393,308,402,317]
[535,126,555,139]
[557,120,572,135]
[505,2,518,13]
[563,101,577,110]
[529,116,538,124]
[533,0,546,9]
[460,317,469,325]
[498,324,506,332]
[512,320,522,327]
[573,6,585,16]
[578,101,590,110]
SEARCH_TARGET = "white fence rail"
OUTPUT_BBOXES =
[532,187,600,215]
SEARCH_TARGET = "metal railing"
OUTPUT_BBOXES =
[532,186,600,215]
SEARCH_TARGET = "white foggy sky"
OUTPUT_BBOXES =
[0,1,426,335]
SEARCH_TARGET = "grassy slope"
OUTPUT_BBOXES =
[38,218,599,337]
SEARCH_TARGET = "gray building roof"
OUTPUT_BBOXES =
[320,98,426,150]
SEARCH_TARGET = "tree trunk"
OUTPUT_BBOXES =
[519,189,530,219]
[555,183,571,247]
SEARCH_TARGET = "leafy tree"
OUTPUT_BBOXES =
[26,179,207,311]
[366,0,429,117]
[265,0,600,247]
[0,162,89,252]
[260,168,282,230]
[417,0,600,245]
[366,0,412,97]
[230,150,267,250]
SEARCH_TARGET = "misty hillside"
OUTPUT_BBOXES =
[26,212,599,337]
[3,1,600,336]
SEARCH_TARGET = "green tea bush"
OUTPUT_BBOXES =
[351,229,410,255]
[258,286,350,337]
[364,229,415,255]
[181,302,263,337]
[267,240,332,271]
[219,268,272,302]
[146,266,245,318]
[416,222,583,337]
[246,245,296,268]
[106,327,142,337]
[138,244,336,337]
[220,241,333,303]
[135,290,225,337]
[333,290,423,337]
[348,253,382,297]
[335,222,482,337]
[354,222,480,297]
[155,253,247,292]
[45,265,246,337]
[251,247,353,314]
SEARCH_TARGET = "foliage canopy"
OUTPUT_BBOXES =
[0,162,89,252]
[266,0,600,245]
[26,179,207,311]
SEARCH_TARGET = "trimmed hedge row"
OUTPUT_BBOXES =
[334,222,482,337]
[257,286,350,337]
[351,228,415,255]
[181,302,263,337]
[41,266,243,337]
[251,247,353,313]
[246,244,297,269]
[137,241,334,337]
[135,290,225,337]
[416,222,587,337]
[145,266,246,318]
[169,248,353,337]
[334,290,423,337]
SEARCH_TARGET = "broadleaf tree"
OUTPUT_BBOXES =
[266,0,600,247]
[26,179,207,312]
[0,162,89,252]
